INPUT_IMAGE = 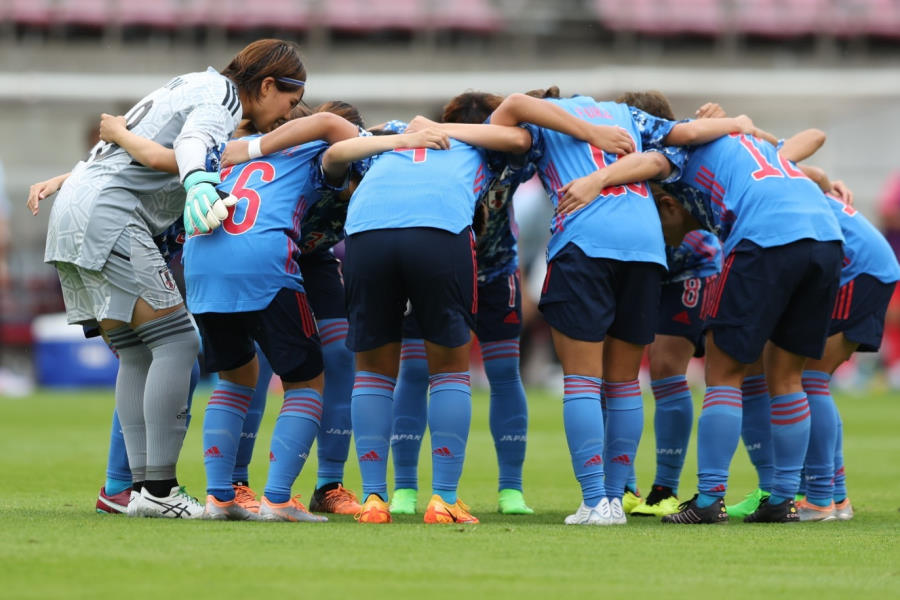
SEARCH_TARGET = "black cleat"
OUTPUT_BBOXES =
[743,496,800,523]
[661,494,728,524]
[644,484,675,506]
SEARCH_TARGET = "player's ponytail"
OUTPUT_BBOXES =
[222,39,306,99]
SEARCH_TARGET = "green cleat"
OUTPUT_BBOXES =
[630,495,681,517]
[726,488,770,518]
[498,489,534,515]
[389,488,418,515]
[622,489,642,514]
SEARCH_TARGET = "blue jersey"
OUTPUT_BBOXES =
[530,96,681,266]
[665,229,723,283]
[826,193,900,285]
[184,136,336,313]
[345,139,496,235]
[661,134,843,256]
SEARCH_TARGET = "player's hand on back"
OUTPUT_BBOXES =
[734,115,756,135]
[98,114,128,143]
[402,127,450,151]
[695,102,726,118]
[221,140,250,167]
[404,115,440,134]
[588,125,634,156]
[832,180,854,206]
[557,173,605,216]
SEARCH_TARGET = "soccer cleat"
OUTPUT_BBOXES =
[204,495,261,521]
[795,498,837,522]
[388,488,417,515]
[498,489,534,515]
[309,483,363,515]
[232,484,261,514]
[725,488,771,518]
[126,490,143,518]
[564,498,612,525]
[136,486,205,519]
[355,494,392,524]
[424,494,479,524]
[834,498,854,521]
[609,497,627,525]
[743,496,799,523]
[630,495,680,517]
[661,494,727,524]
[259,495,327,523]
[96,486,131,515]
[622,489,642,514]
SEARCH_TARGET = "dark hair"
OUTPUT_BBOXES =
[615,90,675,121]
[441,91,504,124]
[286,102,313,121]
[525,85,560,99]
[222,39,306,99]
[315,100,365,128]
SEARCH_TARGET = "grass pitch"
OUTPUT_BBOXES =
[2,384,898,599]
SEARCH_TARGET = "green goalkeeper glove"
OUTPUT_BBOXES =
[182,170,236,235]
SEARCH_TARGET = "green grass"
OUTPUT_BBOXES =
[2,385,899,598]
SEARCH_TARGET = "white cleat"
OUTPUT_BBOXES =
[204,495,261,521]
[564,498,612,525]
[136,486,205,519]
[126,490,143,518]
[609,497,628,525]
[259,496,328,523]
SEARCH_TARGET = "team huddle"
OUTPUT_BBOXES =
[28,39,899,525]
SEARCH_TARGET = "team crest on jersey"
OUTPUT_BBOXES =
[158,267,177,291]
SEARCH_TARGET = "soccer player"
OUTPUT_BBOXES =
[35,39,307,519]
[558,95,845,524]
[490,92,752,525]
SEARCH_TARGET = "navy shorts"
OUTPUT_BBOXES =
[701,238,842,364]
[657,276,716,357]
[194,287,323,382]
[344,227,477,352]
[539,242,663,344]
[298,248,346,320]
[828,274,897,352]
[476,271,522,342]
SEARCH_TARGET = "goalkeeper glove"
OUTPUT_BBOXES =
[182,170,236,235]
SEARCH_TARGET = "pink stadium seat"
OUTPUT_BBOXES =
[430,0,502,33]
[317,0,428,31]
[8,0,54,27]
[217,0,311,31]
[732,0,829,36]
[56,0,111,28]
[116,0,180,28]
[592,0,724,35]
[854,0,900,37]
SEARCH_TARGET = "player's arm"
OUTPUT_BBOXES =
[406,116,531,153]
[321,128,450,179]
[798,164,854,205]
[99,114,178,174]
[222,113,359,166]
[557,151,673,215]
[663,115,755,146]
[490,93,635,155]
[27,172,71,216]
[778,129,827,163]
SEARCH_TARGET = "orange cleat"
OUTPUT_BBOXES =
[232,484,261,514]
[355,494,392,524]
[310,483,363,515]
[423,494,479,524]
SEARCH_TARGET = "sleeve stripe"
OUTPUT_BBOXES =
[223,83,240,116]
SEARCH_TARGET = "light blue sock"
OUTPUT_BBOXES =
[482,340,528,492]
[352,371,395,500]
[105,410,132,494]
[232,350,271,484]
[696,386,742,507]
[263,388,322,504]
[391,340,428,490]
[603,379,643,501]
[650,375,693,494]
[429,372,472,505]
[741,375,774,492]
[769,391,811,505]
[802,371,837,506]
[833,412,847,501]
[563,375,606,506]
[203,381,254,501]
[316,319,355,488]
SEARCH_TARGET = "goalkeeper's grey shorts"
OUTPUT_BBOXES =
[54,222,183,326]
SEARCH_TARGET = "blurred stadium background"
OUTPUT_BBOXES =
[1,0,899,392]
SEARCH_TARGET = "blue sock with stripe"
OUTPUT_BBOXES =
[563,375,606,506]
[833,412,847,502]
[352,371,395,500]
[697,386,742,507]
[482,340,528,492]
[650,375,694,494]
[391,340,428,490]
[204,381,254,501]
[316,319,355,488]
[769,391,811,505]
[429,372,472,504]
[105,410,132,495]
[802,371,838,506]
[232,351,272,484]
[741,375,774,492]
[264,388,322,504]
[603,379,643,501]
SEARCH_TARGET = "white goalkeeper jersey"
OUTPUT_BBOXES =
[45,67,241,270]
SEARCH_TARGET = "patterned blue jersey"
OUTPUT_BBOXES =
[345,139,497,235]
[184,136,336,313]
[664,229,723,283]
[826,193,900,285]
[660,134,843,256]
[530,96,681,266]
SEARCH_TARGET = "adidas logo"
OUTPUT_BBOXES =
[710,484,726,493]
[269,451,276,462]
[583,454,603,467]
[360,450,382,462]
[611,454,632,466]
[503,311,520,324]
[432,447,453,457]
[672,310,691,325]
[656,448,683,456]
[204,446,222,458]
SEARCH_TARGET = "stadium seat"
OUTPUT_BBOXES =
[116,0,181,28]
[218,0,311,31]
[8,0,54,27]
[56,0,111,29]
[430,0,502,33]
[732,0,828,37]
[592,0,724,35]
[317,0,428,31]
